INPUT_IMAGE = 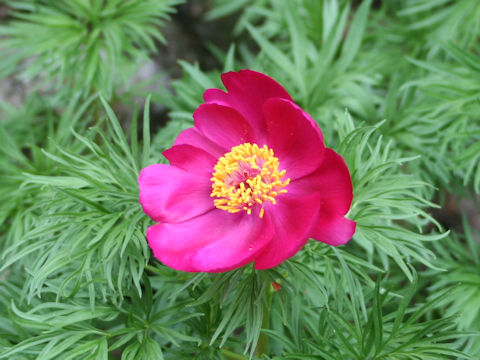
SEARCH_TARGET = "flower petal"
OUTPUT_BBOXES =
[163,144,217,178]
[173,127,225,158]
[310,215,356,246]
[193,103,255,150]
[288,148,356,246]
[147,209,275,272]
[138,164,214,223]
[264,98,325,179]
[254,192,322,270]
[203,69,293,141]
[289,148,354,216]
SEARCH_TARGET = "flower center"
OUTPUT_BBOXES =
[210,143,290,218]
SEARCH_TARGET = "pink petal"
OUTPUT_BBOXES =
[203,70,293,142]
[254,192,322,270]
[310,215,356,246]
[303,111,325,144]
[263,98,325,180]
[138,164,214,223]
[147,209,275,272]
[163,144,217,178]
[173,127,225,158]
[287,148,356,246]
[202,89,230,106]
[290,148,353,216]
[193,103,255,150]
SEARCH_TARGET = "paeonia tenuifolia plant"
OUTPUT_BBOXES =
[139,70,355,272]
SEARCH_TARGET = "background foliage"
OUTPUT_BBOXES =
[1,0,479,359]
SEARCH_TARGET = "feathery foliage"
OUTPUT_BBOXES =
[1,0,479,359]
[0,0,182,99]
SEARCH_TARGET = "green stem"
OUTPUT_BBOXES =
[256,283,273,357]
[220,349,249,360]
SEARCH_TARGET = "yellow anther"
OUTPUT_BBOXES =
[211,143,290,218]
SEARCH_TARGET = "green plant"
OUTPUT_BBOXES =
[0,0,182,99]
[1,0,479,358]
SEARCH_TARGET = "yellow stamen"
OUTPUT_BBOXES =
[210,143,290,218]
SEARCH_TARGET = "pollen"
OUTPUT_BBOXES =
[210,143,290,217]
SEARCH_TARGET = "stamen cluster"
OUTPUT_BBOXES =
[211,143,290,218]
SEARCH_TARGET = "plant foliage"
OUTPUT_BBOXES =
[0,0,182,99]
[1,0,479,359]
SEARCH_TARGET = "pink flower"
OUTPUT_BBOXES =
[139,70,355,273]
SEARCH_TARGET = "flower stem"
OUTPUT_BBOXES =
[220,349,249,360]
[256,283,273,357]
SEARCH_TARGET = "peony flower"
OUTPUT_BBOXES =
[138,70,355,272]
